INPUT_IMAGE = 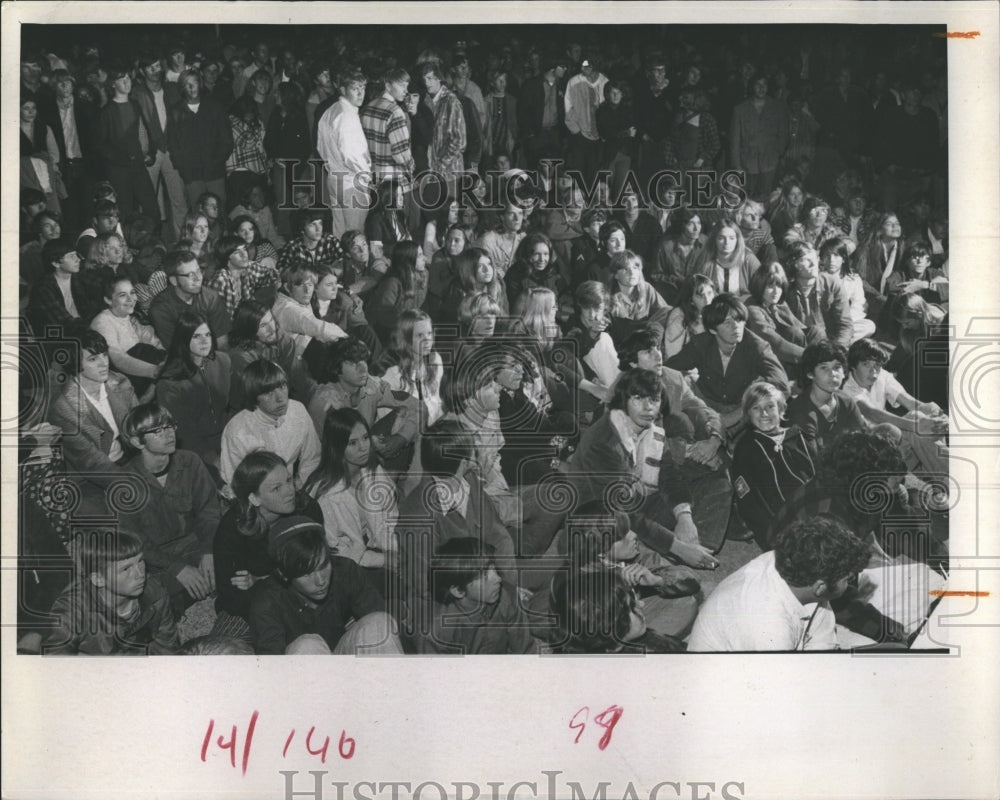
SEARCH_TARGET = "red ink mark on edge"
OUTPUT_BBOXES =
[933,31,980,39]
[931,590,990,597]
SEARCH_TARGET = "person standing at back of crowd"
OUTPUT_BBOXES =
[317,66,372,238]
[730,75,789,200]
[518,54,567,171]
[451,54,485,174]
[633,52,672,191]
[564,56,607,180]
[421,61,466,198]
[97,63,160,223]
[44,69,95,234]
[132,51,186,244]
[168,68,233,211]
[360,67,418,236]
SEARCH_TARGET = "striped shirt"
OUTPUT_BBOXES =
[359,93,415,193]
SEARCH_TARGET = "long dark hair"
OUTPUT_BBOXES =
[676,273,714,328]
[160,310,216,380]
[276,80,305,116]
[232,450,310,539]
[302,407,378,498]
[387,240,425,298]
[230,299,271,350]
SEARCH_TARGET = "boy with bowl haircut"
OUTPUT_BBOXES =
[419,538,536,655]
[249,516,402,655]
[43,528,180,655]
[786,340,886,460]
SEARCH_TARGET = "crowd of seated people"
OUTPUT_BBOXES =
[16,23,950,655]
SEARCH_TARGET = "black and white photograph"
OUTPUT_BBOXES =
[3,2,998,799]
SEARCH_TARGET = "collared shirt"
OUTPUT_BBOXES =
[475,230,524,278]
[687,550,838,651]
[431,475,471,519]
[306,376,418,442]
[276,234,344,274]
[609,408,665,492]
[220,400,321,488]
[57,101,83,158]
[842,370,906,412]
[795,289,813,319]
[542,78,558,129]
[715,263,742,296]
[148,286,232,351]
[317,96,372,177]
[609,281,669,322]
[312,466,398,564]
[151,86,168,133]
[359,92,415,193]
[56,275,79,318]
[78,380,123,462]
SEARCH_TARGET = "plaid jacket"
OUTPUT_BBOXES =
[276,235,345,274]
[225,116,268,174]
[425,86,466,181]
[360,94,415,193]
[208,260,281,319]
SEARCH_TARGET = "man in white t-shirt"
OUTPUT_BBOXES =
[840,338,948,477]
[688,516,872,651]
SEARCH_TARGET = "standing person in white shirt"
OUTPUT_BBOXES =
[564,57,608,181]
[840,338,949,477]
[317,66,372,238]
[688,516,873,651]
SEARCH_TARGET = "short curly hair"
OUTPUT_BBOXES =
[816,430,907,490]
[774,515,872,589]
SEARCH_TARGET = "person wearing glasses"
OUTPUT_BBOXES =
[120,402,221,617]
[687,515,873,651]
[148,249,232,352]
